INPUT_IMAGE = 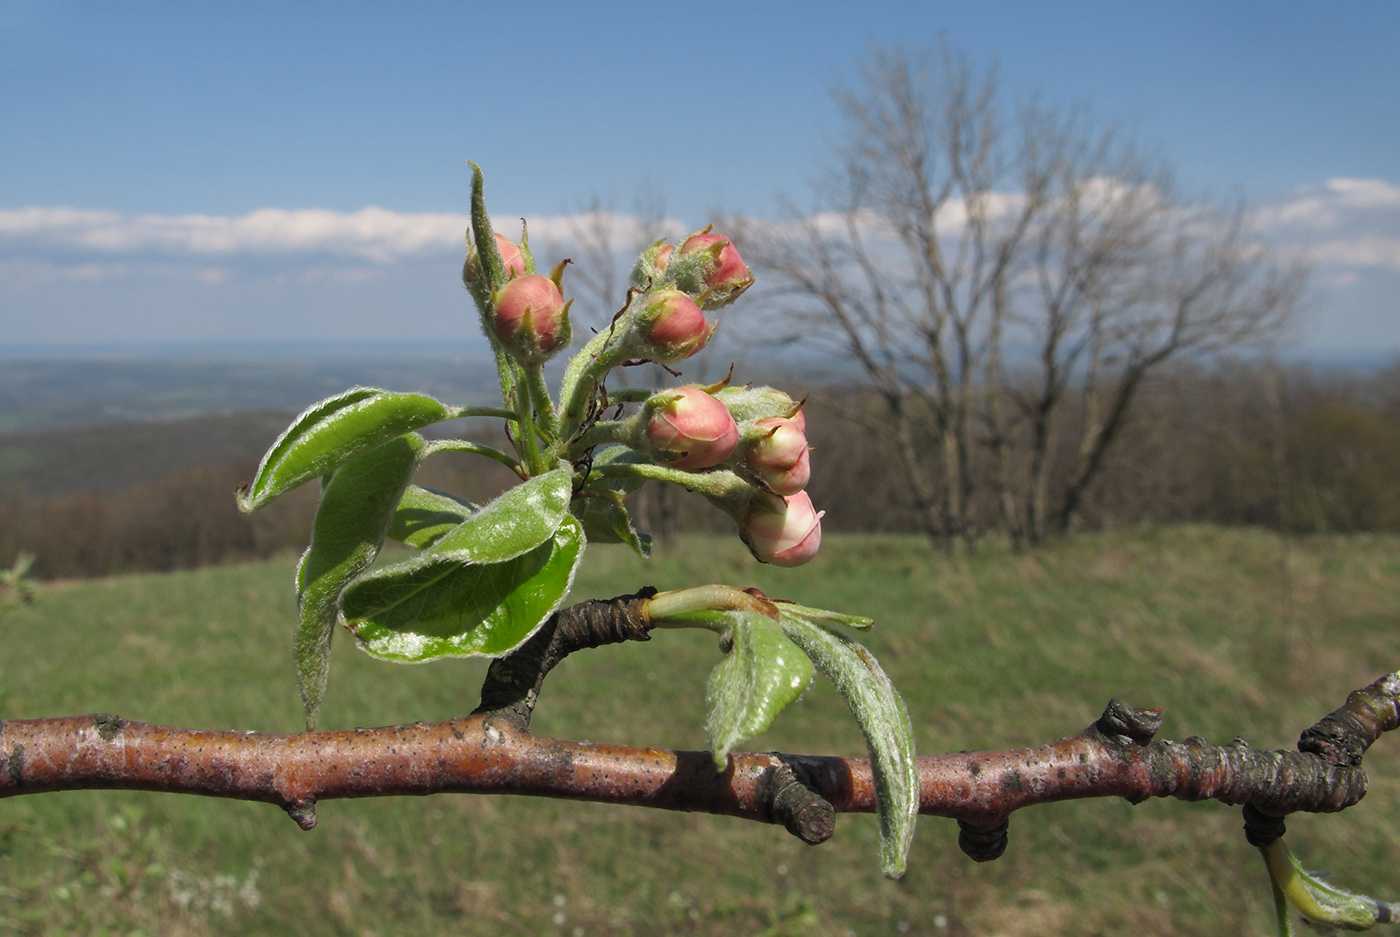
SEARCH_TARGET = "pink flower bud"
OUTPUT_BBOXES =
[630,240,674,290]
[644,290,713,364]
[678,231,753,307]
[646,386,739,469]
[493,274,571,362]
[745,417,811,495]
[652,242,674,272]
[742,491,824,567]
[464,232,527,287]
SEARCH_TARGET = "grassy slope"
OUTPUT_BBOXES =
[1,527,1397,936]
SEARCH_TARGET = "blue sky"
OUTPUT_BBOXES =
[2,0,1397,359]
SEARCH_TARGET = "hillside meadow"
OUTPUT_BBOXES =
[2,528,1398,936]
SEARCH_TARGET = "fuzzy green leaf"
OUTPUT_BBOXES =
[388,485,479,549]
[343,516,585,661]
[239,387,457,512]
[572,488,651,558]
[778,610,918,879]
[295,433,424,728]
[706,611,813,767]
[421,468,571,564]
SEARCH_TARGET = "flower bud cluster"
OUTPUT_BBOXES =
[585,227,754,371]
[459,196,822,567]
[633,229,754,311]
[613,380,821,567]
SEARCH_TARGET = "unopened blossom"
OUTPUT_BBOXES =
[644,290,713,364]
[677,231,753,308]
[493,274,571,363]
[742,491,823,567]
[745,417,811,495]
[464,232,527,287]
[646,386,739,469]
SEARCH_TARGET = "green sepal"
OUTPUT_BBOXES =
[239,387,457,512]
[572,488,651,558]
[343,516,585,662]
[388,485,479,549]
[778,609,918,879]
[705,611,813,767]
[467,160,505,310]
[295,433,425,729]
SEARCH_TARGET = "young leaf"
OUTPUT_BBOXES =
[706,611,813,767]
[343,516,585,661]
[388,485,479,549]
[239,387,457,512]
[572,489,651,558]
[778,603,874,631]
[416,467,572,564]
[295,433,424,729]
[1261,838,1395,932]
[778,610,918,879]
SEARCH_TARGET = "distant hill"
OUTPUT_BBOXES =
[0,350,502,434]
[0,409,300,496]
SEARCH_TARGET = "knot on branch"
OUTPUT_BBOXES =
[762,760,835,845]
[957,817,1009,862]
[1298,672,1400,768]
[474,588,660,731]
[1093,700,1161,746]
[285,797,318,831]
[561,587,658,650]
[1242,803,1286,848]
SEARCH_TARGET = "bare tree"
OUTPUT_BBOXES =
[738,44,1304,552]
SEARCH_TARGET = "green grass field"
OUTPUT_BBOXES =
[2,527,1398,936]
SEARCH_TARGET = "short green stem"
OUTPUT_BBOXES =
[507,370,547,476]
[571,420,631,453]
[607,387,655,405]
[422,439,523,474]
[455,406,520,422]
[558,331,618,441]
[645,585,780,627]
[524,364,560,442]
[590,461,746,500]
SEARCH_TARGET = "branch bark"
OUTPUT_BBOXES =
[4,672,1395,863]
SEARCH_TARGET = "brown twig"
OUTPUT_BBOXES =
[3,674,1396,860]
[3,593,1396,858]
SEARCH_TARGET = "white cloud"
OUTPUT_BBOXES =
[0,257,235,285]
[0,204,701,273]
[0,205,474,262]
[4,176,1398,286]
[1252,177,1400,272]
[1258,177,1400,230]
[1308,235,1400,269]
[1325,177,1400,208]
